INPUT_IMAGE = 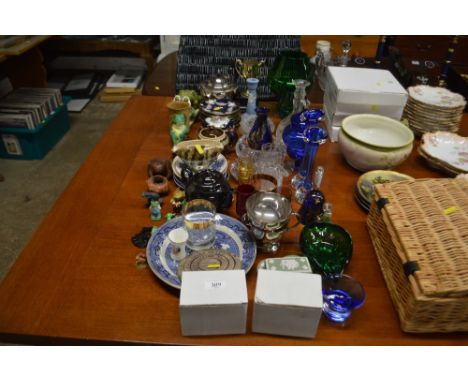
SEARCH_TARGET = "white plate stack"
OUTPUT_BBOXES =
[404,85,466,136]
[418,131,468,176]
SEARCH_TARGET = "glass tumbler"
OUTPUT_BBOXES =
[182,199,217,250]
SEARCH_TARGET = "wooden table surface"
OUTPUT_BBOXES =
[0,96,467,345]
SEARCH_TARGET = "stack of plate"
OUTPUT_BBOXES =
[404,85,466,136]
[354,170,414,212]
[172,154,228,189]
[419,131,468,176]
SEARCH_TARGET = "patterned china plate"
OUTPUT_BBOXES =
[353,185,370,212]
[146,214,257,289]
[172,153,228,179]
[357,170,414,205]
[420,132,468,173]
[408,85,466,109]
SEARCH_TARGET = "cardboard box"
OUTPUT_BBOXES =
[252,270,322,338]
[324,67,408,141]
[179,270,248,336]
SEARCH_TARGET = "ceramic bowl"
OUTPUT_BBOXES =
[342,114,414,149]
[338,127,413,172]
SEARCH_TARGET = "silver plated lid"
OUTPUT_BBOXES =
[200,74,237,99]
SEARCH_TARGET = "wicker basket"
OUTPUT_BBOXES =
[367,177,468,333]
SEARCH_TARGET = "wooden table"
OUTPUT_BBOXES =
[0,96,467,345]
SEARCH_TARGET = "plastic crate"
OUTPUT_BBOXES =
[0,97,71,160]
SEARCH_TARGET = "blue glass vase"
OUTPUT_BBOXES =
[282,108,325,168]
[248,107,273,150]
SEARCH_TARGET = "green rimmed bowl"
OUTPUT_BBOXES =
[342,114,414,149]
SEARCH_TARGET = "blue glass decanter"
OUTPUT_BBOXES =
[248,107,273,150]
[290,115,327,199]
[298,166,325,225]
[282,108,325,169]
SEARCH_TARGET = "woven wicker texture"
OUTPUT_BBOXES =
[367,177,468,333]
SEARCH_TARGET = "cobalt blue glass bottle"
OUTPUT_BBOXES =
[282,108,325,168]
[298,166,325,225]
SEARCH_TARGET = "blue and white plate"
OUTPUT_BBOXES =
[172,154,227,179]
[146,214,257,289]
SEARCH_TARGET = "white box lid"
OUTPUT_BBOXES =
[328,67,407,95]
[180,270,248,306]
[255,270,322,308]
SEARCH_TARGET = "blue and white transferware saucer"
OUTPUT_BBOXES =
[146,214,257,289]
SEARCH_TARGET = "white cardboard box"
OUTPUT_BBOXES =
[252,270,323,338]
[324,67,408,142]
[179,270,248,336]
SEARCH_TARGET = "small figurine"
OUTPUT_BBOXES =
[135,252,147,269]
[170,189,186,214]
[142,191,162,207]
[165,212,175,221]
[149,200,162,221]
[170,113,189,145]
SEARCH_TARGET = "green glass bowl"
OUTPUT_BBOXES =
[299,223,353,277]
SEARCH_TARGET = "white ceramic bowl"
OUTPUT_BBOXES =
[342,114,414,149]
[338,128,413,172]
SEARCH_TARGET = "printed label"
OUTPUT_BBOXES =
[2,134,22,155]
[444,206,459,215]
[204,280,226,290]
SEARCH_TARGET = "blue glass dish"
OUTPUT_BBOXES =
[322,274,366,324]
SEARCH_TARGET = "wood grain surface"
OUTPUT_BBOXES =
[0,96,467,345]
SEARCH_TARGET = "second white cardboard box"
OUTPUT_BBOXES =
[252,270,323,338]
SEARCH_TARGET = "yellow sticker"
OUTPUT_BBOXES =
[370,105,378,112]
[376,81,382,87]
[444,206,458,215]
[195,145,204,155]
[207,263,220,269]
